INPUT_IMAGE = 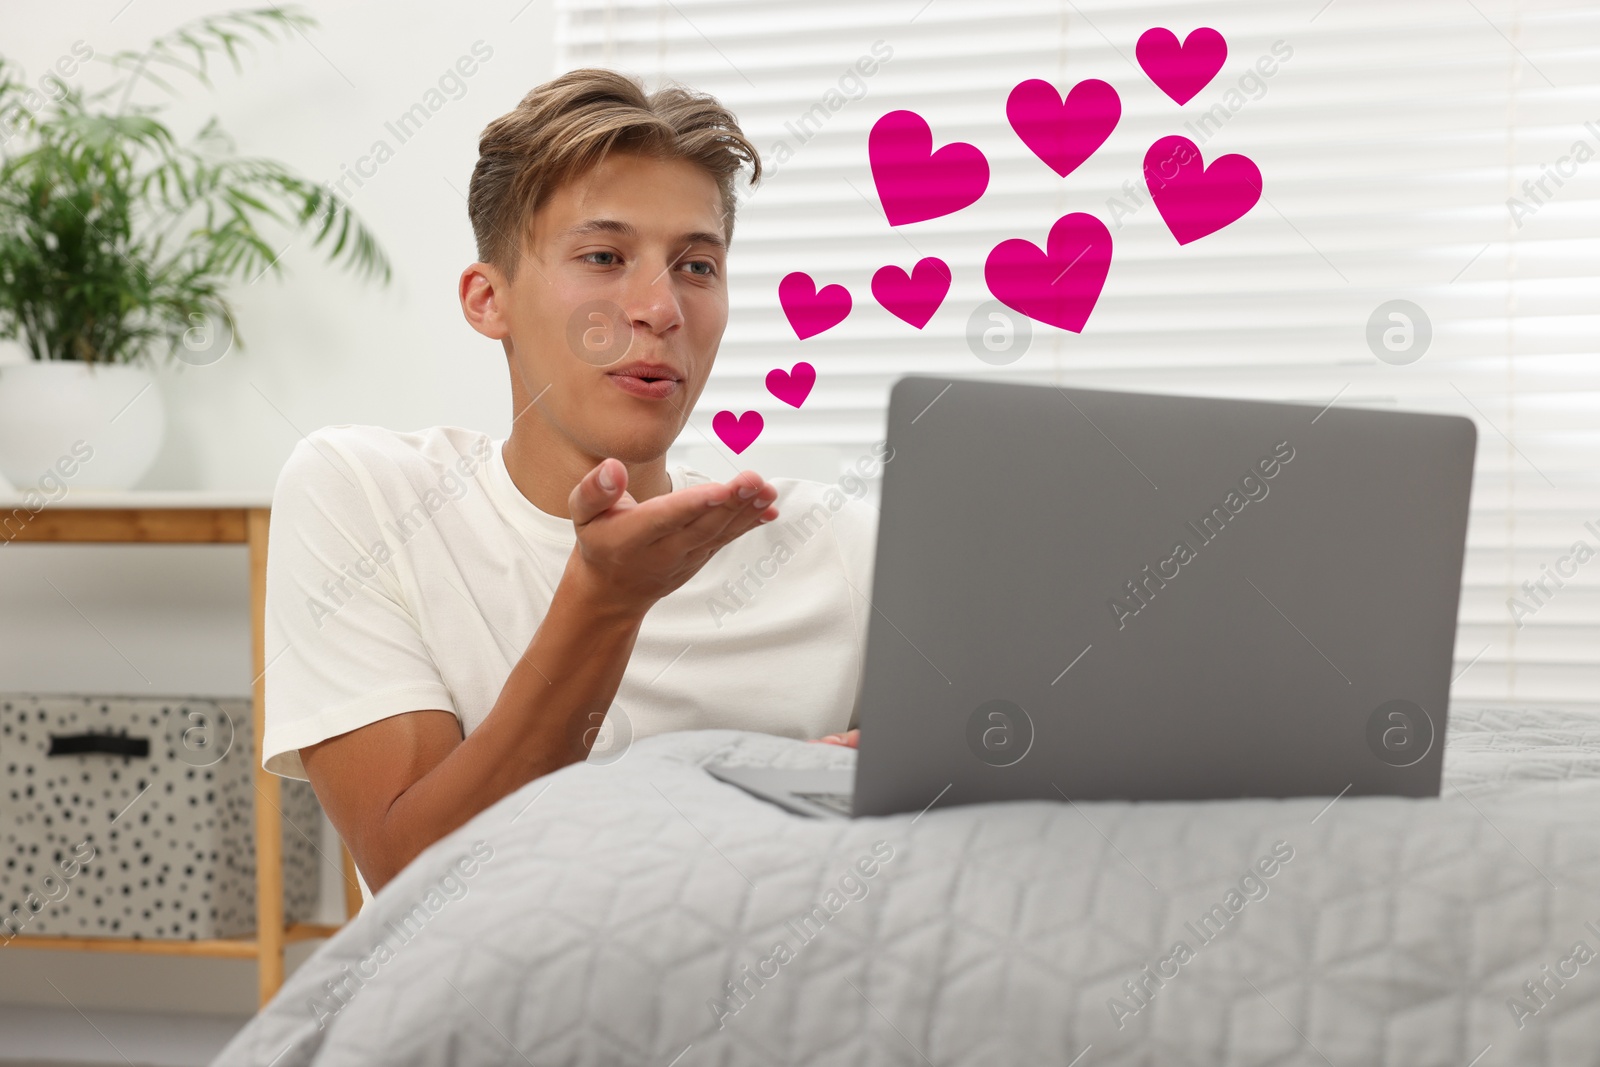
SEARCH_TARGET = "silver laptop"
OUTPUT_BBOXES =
[707,374,1477,818]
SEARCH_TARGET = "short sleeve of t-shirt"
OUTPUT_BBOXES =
[261,433,458,780]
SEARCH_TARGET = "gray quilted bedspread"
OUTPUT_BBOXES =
[213,704,1600,1066]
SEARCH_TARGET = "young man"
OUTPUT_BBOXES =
[261,68,879,901]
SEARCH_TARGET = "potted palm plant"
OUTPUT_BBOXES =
[0,7,390,489]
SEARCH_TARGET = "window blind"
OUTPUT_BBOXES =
[555,0,1600,706]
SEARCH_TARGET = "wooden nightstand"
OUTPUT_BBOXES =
[0,492,361,1007]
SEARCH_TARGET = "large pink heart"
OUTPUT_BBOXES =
[1006,78,1120,179]
[766,362,816,409]
[983,212,1112,334]
[1143,135,1261,245]
[869,110,989,226]
[713,410,763,454]
[871,257,950,329]
[1136,27,1227,105]
[779,272,851,340]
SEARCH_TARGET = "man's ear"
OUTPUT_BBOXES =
[460,261,511,340]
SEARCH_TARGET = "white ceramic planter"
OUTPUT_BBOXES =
[0,361,166,490]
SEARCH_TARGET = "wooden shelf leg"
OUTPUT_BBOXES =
[249,508,285,1007]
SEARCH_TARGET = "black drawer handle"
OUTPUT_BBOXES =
[47,733,150,758]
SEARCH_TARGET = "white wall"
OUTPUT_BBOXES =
[0,0,574,1019]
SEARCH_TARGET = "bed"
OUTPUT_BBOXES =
[212,703,1600,1065]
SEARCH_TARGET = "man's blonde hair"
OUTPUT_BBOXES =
[468,67,762,281]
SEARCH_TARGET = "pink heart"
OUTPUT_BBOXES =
[712,410,763,454]
[779,272,851,340]
[1006,78,1120,179]
[868,110,989,226]
[871,257,950,329]
[983,212,1112,334]
[766,362,816,409]
[1136,27,1227,105]
[1143,135,1261,245]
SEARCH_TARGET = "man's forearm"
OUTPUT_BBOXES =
[366,557,647,888]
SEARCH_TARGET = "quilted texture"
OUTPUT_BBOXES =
[213,704,1600,1066]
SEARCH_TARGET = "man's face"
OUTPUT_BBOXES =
[490,151,729,465]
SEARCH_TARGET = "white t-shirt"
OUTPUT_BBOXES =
[262,424,879,899]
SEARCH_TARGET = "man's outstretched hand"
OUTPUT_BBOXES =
[565,457,778,613]
[809,729,859,748]
[567,456,859,750]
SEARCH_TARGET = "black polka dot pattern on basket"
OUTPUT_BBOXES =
[1,694,323,940]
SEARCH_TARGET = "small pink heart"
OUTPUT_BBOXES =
[869,109,989,226]
[1136,27,1227,105]
[713,410,764,454]
[871,257,950,329]
[1143,135,1261,245]
[779,272,851,340]
[983,212,1112,334]
[766,362,816,409]
[1007,78,1121,179]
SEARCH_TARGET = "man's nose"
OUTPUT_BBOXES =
[621,252,686,333]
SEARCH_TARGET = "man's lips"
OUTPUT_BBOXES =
[606,373,680,399]
[608,361,682,381]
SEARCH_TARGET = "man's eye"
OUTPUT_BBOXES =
[684,260,716,277]
[583,251,618,266]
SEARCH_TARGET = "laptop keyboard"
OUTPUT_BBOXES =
[794,791,854,816]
